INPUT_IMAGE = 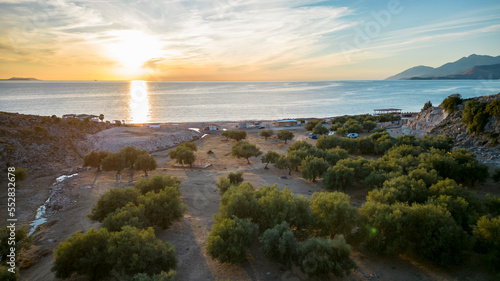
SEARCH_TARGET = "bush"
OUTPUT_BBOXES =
[485,99,500,116]
[168,146,196,167]
[135,175,181,195]
[261,151,280,169]
[219,183,259,220]
[362,120,377,132]
[215,177,231,195]
[493,168,500,182]
[52,228,112,280]
[358,137,374,154]
[227,171,244,185]
[12,167,28,181]
[305,120,321,131]
[310,192,360,238]
[339,137,359,154]
[107,226,177,278]
[0,265,19,281]
[312,123,329,135]
[132,270,176,281]
[442,94,462,113]
[423,100,433,110]
[231,141,262,164]
[316,135,340,150]
[301,156,329,182]
[462,100,489,134]
[206,217,258,264]
[222,130,247,141]
[277,130,294,144]
[323,164,355,190]
[361,202,469,266]
[89,188,140,222]
[259,129,274,140]
[138,187,188,229]
[296,236,356,278]
[324,148,349,165]
[101,203,147,231]
[259,222,298,269]
[408,168,439,187]
[473,216,500,269]
[255,185,296,231]
[365,171,387,189]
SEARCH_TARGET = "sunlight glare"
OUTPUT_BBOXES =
[108,30,162,75]
[129,80,151,124]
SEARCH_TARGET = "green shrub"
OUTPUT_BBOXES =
[227,171,244,184]
[135,175,181,195]
[423,100,433,110]
[485,99,500,116]
[365,171,387,189]
[442,94,462,113]
[219,183,259,220]
[301,156,329,182]
[137,187,187,229]
[323,164,355,190]
[255,185,296,232]
[206,217,258,264]
[259,222,298,269]
[311,192,360,239]
[324,148,349,165]
[89,188,140,222]
[296,236,356,278]
[101,203,147,231]
[473,216,500,269]
[462,100,489,134]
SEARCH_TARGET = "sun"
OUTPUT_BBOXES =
[106,30,163,75]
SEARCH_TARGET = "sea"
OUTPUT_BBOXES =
[0,80,499,123]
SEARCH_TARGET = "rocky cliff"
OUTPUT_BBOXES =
[403,94,500,166]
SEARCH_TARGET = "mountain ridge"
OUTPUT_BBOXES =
[386,54,500,80]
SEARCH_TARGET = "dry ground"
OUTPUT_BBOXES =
[1,126,497,281]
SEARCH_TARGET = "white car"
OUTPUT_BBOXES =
[347,133,358,138]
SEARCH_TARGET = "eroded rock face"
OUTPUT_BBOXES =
[402,93,500,166]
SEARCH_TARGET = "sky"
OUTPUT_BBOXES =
[0,0,499,81]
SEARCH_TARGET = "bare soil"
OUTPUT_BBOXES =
[2,126,497,281]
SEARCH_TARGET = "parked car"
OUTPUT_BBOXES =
[347,133,358,138]
[311,134,319,139]
[328,131,335,136]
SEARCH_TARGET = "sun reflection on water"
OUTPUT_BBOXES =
[129,80,151,123]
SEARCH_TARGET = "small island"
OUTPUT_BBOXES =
[0,77,40,81]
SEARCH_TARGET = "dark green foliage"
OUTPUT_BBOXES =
[343,119,363,134]
[261,151,280,168]
[135,175,181,195]
[215,177,231,195]
[365,171,387,189]
[486,99,500,116]
[0,226,31,261]
[89,187,140,222]
[206,217,258,264]
[423,100,433,110]
[119,146,147,168]
[138,187,188,229]
[408,168,439,187]
[83,150,109,171]
[274,156,293,175]
[301,156,329,182]
[231,141,262,164]
[219,183,259,220]
[102,152,128,174]
[357,137,375,154]
[420,135,454,151]
[323,164,355,190]
[377,113,397,122]
[52,228,112,280]
[259,222,297,269]
[316,135,340,150]
[367,175,428,205]
[441,94,462,113]
[361,202,469,266]
[324,148,349,165]
[255,185,296,231]
[277,130,294,144]
[473,216,500,270]
[493,168,500,182]
[178,141,197,152]
[168,146,196,167]
[296,236,356,278]
[107,227,177,278]
[134,153,157,176]
[330,122,342,131]
[101,203,147,231]
[12,167,28,181]
[462,100,489,134]
[362,120,377,132]
[259,129,274,140]
[339,137,359,154]
[311,192,360,238]
[0,265,19,281]
[305,120,321,131]
[484,194,500,216]
[288,140,314,152]
[331,116,347,124]
[132,270,176,281]
[222,130,247,141]
[312,123,329,135]
[337,157,373,181]
[228,170,244,184]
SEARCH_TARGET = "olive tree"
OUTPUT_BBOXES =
[277,130,294,144]
[83,150,109,171]
[259,129,274,140]
[231,141,262,164]
[261,151,280,169]
[134,153,157,177]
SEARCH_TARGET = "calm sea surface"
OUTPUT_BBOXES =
[0,80,499,123]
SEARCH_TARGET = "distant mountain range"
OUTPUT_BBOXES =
[0,77,39,81]
[386,54,500,80]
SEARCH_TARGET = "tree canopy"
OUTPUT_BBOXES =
[231,141,262,164]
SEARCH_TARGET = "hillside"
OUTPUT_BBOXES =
[403,93,500,166]
[386,54,500,80]
[409,63,500,80]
